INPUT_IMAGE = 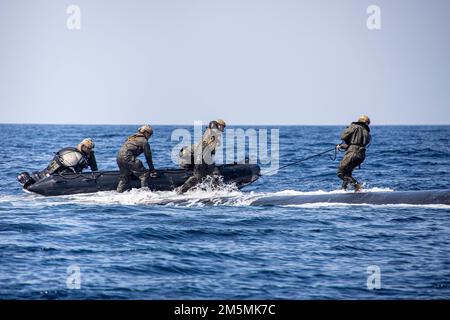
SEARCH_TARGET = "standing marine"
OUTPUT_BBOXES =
[178,119,226,193]
[336,115,371,192]
[116,125,157,193]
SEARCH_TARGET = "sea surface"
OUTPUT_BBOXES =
[0,124,449,299]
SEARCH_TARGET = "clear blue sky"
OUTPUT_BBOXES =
[1,0,449,125]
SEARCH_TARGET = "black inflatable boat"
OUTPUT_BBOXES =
[18,164,261,196]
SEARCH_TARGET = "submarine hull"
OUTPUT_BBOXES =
[251,189,450,206]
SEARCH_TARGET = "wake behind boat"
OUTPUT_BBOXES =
[18,164,261,196]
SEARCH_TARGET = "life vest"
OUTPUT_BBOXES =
[47,147,88,174]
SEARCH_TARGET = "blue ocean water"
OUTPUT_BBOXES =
[0,124,449,299]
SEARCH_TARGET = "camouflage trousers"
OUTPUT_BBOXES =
[116,156,149,193]
[337,151,365,190]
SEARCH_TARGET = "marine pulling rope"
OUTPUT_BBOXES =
[261,146,338,176]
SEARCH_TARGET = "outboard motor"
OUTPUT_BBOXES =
[17,172,36,188]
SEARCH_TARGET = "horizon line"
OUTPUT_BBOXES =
[1,122,450,126]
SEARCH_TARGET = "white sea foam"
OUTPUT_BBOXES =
[61,176,245,207]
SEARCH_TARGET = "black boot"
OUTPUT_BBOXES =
[353,182,362,193]
[117,179,128,193]
[178,176,199,194]
[139,171,150,189]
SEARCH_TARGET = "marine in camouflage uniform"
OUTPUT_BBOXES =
[116,125,156,193]
[42,138,97,178]
[337,115,371,192]
[178,119,226,193]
